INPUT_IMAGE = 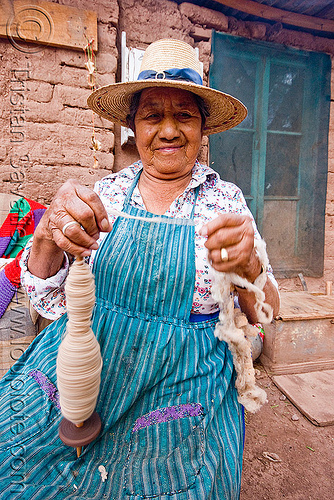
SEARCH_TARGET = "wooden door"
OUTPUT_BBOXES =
[209,32,331,277]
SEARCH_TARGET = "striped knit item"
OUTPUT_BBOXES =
[0,198,45,258]
[0,197,46,318]
[0,271,17,316]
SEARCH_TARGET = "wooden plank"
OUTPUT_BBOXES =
[261,353,334,376]
[214,0,334,33]
[273,370,334,426]
[278,291,334,320]
[0,0,97,51]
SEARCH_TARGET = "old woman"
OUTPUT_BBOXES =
[0,39,279,499]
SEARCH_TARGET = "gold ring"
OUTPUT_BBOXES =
[62,220,81,236]
[220,248,229,262]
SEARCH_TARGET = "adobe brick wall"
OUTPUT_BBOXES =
[0,0,333,291]
[0,0,119,206]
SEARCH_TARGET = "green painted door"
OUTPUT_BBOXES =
[209,32,331,277]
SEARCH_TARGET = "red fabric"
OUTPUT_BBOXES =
[0,198,46,289]
[0,198,45,238]
[4,251,24,288]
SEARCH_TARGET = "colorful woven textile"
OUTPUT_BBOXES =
[0,197,46,318]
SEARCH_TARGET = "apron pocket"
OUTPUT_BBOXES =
[0,371,61,451]
[124,403,205,498]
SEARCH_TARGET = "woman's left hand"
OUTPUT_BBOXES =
[199,214,261,282]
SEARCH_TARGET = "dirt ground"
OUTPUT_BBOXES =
[240,363,334,500]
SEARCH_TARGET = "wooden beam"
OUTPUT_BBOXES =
[0,0,97,51]
[214,0,334,33]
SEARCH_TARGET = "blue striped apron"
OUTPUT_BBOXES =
[0,171,244,499]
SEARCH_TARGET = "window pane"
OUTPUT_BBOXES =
[263,200,297,264]
[265,134,301,197]
[210,130,253,197]
[212,55,257,129]
[268,63,305,132]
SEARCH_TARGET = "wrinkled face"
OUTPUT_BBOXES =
[134,87,203,180]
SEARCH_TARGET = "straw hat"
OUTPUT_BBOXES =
[87,39,247,135]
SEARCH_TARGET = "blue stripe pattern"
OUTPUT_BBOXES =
[0,172,244,499]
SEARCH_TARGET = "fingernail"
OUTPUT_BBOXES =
[199,225,208,237]
[82,250,92,257]
[90,242,99,250]
[100,218,110,231]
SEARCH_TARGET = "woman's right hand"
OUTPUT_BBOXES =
[28,179,111,278]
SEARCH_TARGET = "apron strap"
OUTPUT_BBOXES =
[124,170,142,207]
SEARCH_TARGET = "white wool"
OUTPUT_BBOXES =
[211,239,272,413]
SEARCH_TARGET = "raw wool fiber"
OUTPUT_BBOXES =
[211,239,273,413]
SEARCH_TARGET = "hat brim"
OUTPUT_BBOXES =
[87,79,247,135]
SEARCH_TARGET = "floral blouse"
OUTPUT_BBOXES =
[21,160,276,320]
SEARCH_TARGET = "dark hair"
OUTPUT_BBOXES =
[126,89,210,132]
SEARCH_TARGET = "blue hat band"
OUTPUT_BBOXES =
[137,68,203,86]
